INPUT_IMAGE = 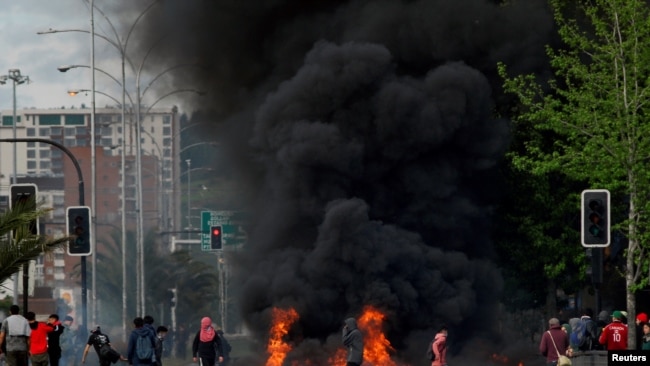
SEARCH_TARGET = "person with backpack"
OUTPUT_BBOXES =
[128,317,157,365]
[430,325,448,366]
[192,317,224,366]
[570,308,599,351]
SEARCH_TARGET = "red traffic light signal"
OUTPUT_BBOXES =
[210,225,222,250]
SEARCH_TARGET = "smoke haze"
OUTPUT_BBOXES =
[136,0,554,363]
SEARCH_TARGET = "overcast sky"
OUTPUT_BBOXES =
[0,1,184,112]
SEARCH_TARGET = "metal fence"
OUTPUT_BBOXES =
[571,351,608,366]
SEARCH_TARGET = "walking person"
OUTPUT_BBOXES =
[342,317,363,366]
[46,314,65,366]
[26,312,51,366]
[539,318,569,366]
[431,325,448,366]
[0,305,31,366]
[154,326,168,366]
[192,317,224,366]
[127,317,157,366]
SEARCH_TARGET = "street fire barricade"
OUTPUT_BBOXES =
[571,351,607,366]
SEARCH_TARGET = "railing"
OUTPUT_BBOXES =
[571,351,608,366]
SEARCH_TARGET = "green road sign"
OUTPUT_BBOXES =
[201,211,248,251]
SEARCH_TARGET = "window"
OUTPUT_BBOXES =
[163,126,171,135]
[2,115,21,126]
[76,127,87,135]
[40,161,50,169]
[27,150,36,158]
[26,128,36,137]
[39,127,50,136]
[27,142,36,148]
[64,114,85,125]
[65,128,76,136]
[39,150,50,158]
[27,161,37,169]
[51,127,62,135]
[163,115,171,124]
[40,115,61,125]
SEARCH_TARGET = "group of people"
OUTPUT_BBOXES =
[0,305,75,366]
[540,308,650,365]
[82,315,231,366]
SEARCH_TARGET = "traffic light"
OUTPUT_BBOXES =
[10,184,38,235]
[67,206,92,256]
[581,189,610,247]
[210,225,223,250]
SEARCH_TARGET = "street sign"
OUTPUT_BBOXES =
[201,211,247,251]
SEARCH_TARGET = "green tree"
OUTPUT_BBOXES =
[0,202,68,283]
[499,0,650,348]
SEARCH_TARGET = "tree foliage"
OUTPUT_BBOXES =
[499,0,650,348]
[0,202,68,284]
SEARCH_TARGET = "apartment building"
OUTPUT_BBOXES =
[0,106,181,290]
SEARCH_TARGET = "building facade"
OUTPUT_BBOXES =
[0,106,181,291]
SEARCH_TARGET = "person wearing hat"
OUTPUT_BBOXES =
[539,318,569,365]
[635,312,648,350]
[599,310,628,350]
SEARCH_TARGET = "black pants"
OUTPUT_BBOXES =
[347,363,360,366]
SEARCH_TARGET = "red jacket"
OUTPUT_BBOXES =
[29,322,52,355]
[599,320,628,350]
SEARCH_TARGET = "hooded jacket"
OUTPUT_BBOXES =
[342,318,363,364]
[127,326,156,364]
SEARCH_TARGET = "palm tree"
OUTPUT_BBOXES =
[0,201,68,283]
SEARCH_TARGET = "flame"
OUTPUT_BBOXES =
[357,306,397,366]
[266,307,299,366]
[264,305,408,366]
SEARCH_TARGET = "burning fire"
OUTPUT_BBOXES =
[357,306,397,366]
[265,305,407,366]
[265,307,299,366]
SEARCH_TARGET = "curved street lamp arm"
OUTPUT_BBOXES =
[63,65,136,107]
[70,89,122,107]
[140,63,202,100]
[37,28,122,53]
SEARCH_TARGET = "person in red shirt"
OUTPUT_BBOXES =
[26,312,53,366]
[599,310,628,350]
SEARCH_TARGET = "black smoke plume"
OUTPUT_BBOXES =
[137,0,554,364]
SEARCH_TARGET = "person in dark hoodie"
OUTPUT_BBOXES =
[192,317,224,366]
[143,316,156,337]
[127,317,157,366]
[46,314,65,366]
[342,317,363,366]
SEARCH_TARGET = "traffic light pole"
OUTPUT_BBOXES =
[0,138,87,335]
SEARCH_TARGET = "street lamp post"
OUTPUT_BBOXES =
[186,159,191,239]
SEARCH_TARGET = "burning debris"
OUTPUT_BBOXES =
[264,306,409,366]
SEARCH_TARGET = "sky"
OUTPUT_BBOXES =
[0,1,188,112]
